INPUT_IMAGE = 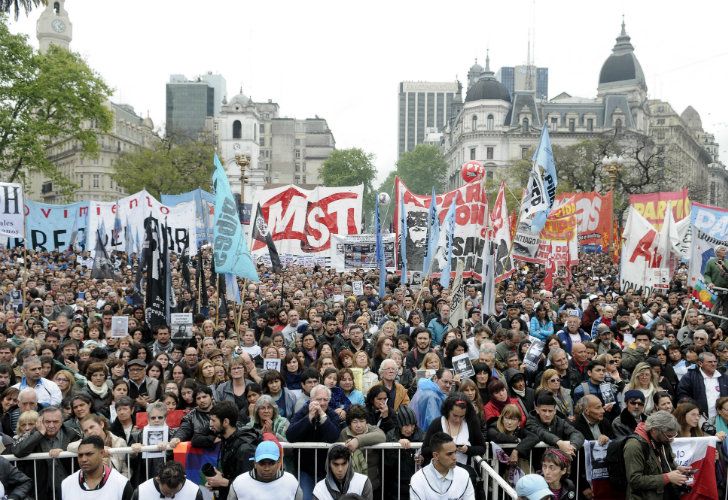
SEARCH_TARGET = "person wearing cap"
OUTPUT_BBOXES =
[126,358,162,412]
[132,459,202,499]
[515,474,553,500]
[518,392,584,465]
[612,389,647,437]
[409,432,474,500]
[228,440,302,500]
[384,406,424,500]
[500,303,528,332]
[593,323,620,355]
[357,282,380,310]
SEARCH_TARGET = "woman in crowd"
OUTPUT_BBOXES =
[535,369,574,421]
[443,339,469,370]
[653,391,674,413]
[261,369,297,419]
[623,361,661,414]
[81,362,112,418]
[321,367,350,421]
[540,448,577,499]
[67,414,132,477]
[673,402,704,438]
[372,336,394,374]
[10,410,38,453]
[145,360,164,384]
[53,369,77,400]
[242,394,290,442]
[530,305,555,341]
[195,359,218,389]
[353,350,378,396]
[365,384,395,434]
[487,403,527,460]
[170,364,186,385]
[301,331,319,368]
[282,353,303,391]
[179,379,197,411]
[472,362,491,404]
[716,396,728,435]
[214,357,249,413]
[338,367,365,406]
[387,348,414,389]
[420,352,442,371]
[460,378,487,433]
[484,379,526,427]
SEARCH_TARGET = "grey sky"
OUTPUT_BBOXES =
[9,0,728,187]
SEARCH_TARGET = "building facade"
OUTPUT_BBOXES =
[439,22,727,207]
[165,75,219,142]
[30,1,159,203]
[398,81,462,157]
[496,65,549,101]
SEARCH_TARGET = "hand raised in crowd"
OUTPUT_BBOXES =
[556,440,576,456]
[35,419,46,436]
[308,400,322,421]
[344,437,359,451]
[260,418,273,434]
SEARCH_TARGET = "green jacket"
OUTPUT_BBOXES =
[338,424,385,489]
[624,426,677,500]
[703,257,728,288]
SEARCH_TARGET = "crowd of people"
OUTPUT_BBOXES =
[0,245,726,500]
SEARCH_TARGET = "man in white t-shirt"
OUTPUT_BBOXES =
[132,460,202,500]
[410,432,474,500]
[61,436,133,500]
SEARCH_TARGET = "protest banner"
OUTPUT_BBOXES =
[556,191,613,252]
[534,197,579,266]
[688,226,728,287]
[620,206,662,294]
[161,188,215,244]
[629,188,690,229]
[394,177,488,280]
[329,233,396,273]
[249,184,363,266]
[0,183,24,238]
[490,182,514,282]
[691,201,728,240]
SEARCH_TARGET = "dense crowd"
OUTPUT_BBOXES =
[0,245,725,500]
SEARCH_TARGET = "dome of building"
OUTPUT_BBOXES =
[465,53,511,103]
[681,106,703,131]
[598,21,646,89]
[227,89,251,109]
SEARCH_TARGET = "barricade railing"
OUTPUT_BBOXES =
[473,455,519,500]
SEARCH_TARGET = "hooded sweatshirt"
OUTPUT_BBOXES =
[312,446,373,500]
[409,377,446,430]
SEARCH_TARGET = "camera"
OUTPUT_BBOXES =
[702,421,717,436]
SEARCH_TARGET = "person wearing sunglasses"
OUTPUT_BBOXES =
[612,389,647,437]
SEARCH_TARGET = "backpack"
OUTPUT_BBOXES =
[605,435,650,490]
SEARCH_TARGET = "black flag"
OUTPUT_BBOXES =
[196,251,208,315]
[91,226,114,280]
[143,217,167,328]
[252,203,282,272]
[181,245,191,291]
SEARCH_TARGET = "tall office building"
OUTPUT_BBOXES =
[398,81,461,157]
[496,65,549,101]
[166,73,226,141]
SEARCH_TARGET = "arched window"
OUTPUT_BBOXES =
[487,114,494,130]
[615,118,623,133]
[232,120,242,139]
[54,2,60,14]
[522,118,529,133]
[471,115,478,131]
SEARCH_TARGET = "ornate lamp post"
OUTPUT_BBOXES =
[601,154,624,193]
[233,143,250,208]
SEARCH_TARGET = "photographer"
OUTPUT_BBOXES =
[703,245,728,326]
[624,411,693,500]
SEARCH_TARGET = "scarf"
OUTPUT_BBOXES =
[87,381,109,398]
[490,395,510,413]
[512,388,526,398]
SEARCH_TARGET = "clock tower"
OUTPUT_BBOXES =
[37,0,72,54]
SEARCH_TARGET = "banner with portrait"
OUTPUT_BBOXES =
[329,233,396,273]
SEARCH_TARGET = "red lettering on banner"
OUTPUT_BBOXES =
[41,208,51,218]
[129,198,138,209]
[629,231,659,266]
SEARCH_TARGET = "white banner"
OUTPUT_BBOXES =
[620,206,661,294]
[0,183,23,237]
[329,233,395,273]
[249,184,363,262]
[688,226,728,287]
[86,190,197,256]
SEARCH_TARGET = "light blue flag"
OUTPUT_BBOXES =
[212,155,259,281]
[375,194,386,298]
[112,206,123,248]
[224,273,241,305]
[399,193,407,285]
[440,198,457,288]
[526,124,558,233]
[124,219,134,265]
[422,187,439,275]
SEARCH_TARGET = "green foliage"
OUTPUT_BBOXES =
[113,139,215,199]
[1,0,43,20]
[0,19,112,196]
[320,148,378,220]
[395,144,447,195]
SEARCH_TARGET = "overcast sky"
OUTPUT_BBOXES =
[9,0,728,186]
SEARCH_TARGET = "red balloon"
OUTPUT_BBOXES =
[461,161,485,183]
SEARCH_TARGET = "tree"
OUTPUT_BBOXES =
[320,147,378,220]
[1,0,43,20]
[395,144,447,195]
[113,139,214,199]
[0,19,112,195]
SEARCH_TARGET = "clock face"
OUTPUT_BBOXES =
[51,19,66,33]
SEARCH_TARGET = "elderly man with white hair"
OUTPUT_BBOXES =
[369,358,410,415]
[287,384,343,500]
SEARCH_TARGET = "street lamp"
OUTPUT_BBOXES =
[233,143,251,207]
[601,154,624,193]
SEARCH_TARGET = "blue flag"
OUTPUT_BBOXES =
[212,155,259,281]
[523,124,558,233]
[375,194,386,298]
[422,187,439,275]
[124,219,134,265]
[399,193,407,285]
[440,198,457,288]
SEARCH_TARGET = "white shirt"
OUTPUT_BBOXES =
[701,369,722,420]
[410,462,474,500]
[13,377,62,407]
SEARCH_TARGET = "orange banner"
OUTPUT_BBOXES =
[629,189,690,229]
[556,191,613,250]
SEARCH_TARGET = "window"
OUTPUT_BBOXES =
[469,148,476,160]
[486,171,494,180]
[486,147,494,160]
[92,175,99,188]
[569,118,575,132]
[522,118,529,133]
[550,117,558,132]
[657,118,665,125]
[521,147,529,159]
[587,118,594,132]
[615,118,623,133]
[487,114,494,130]
[260,137,265,147]
[259,124,265,133]
[232,120,242,139]
[295,163,300,172]
[656,130,665,140]
[471,115,477,131]
[295,150,301,159]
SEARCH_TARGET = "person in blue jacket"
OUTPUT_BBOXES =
[529,305,554,341]
[409,368,452,430]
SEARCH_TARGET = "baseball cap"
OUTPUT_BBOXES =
[516,474,553,500]
[254,441,280,462]
[589,294,598,301]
